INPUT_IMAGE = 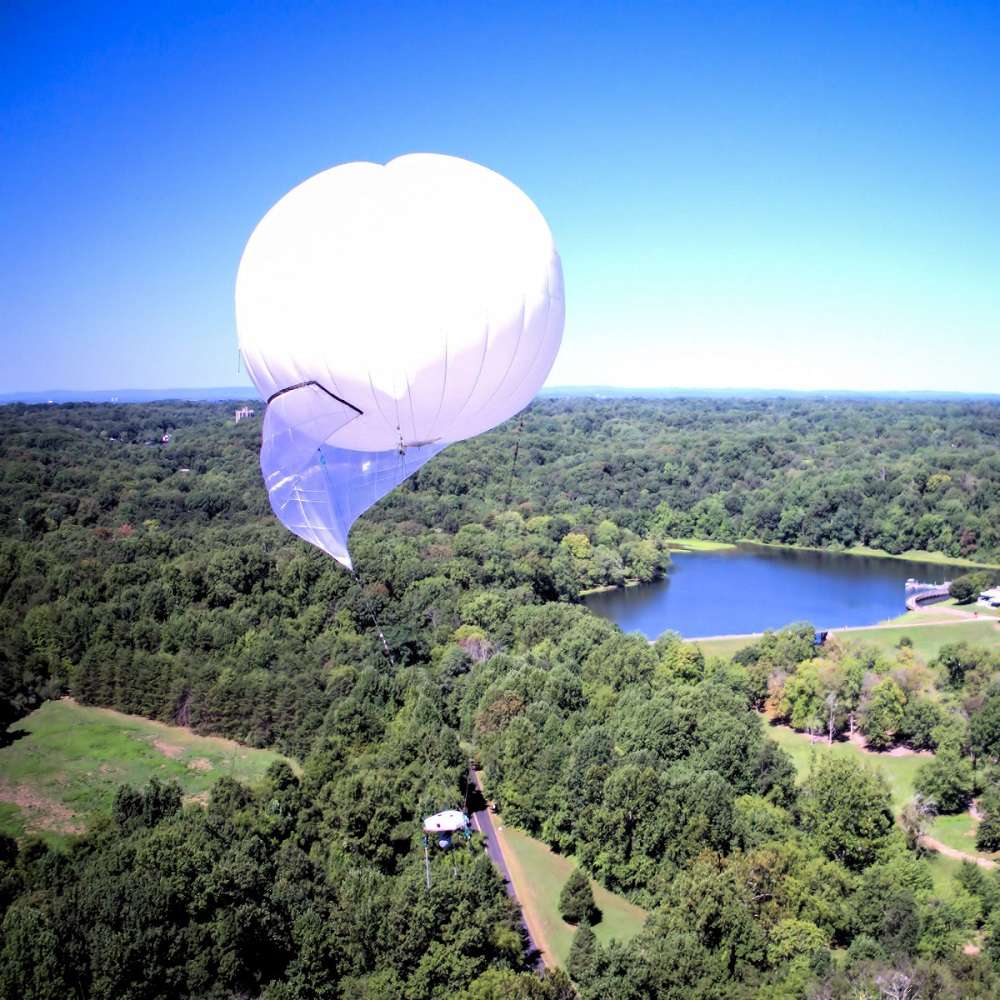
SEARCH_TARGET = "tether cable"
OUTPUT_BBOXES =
[494,416,526,557]
[350,569,395,667]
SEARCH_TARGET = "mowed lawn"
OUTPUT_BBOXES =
[0,699,295,847]
[763,722,929,813]
[498,825,648,969]
[834,617,1000,665]
[694,616,1000,666]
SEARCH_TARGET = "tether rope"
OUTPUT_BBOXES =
[350,569,395,666]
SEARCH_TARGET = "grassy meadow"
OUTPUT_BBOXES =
[835,617,1000,664]
[496,824,648,968]
[763,722,929,813]
[0,699,295,847]
[765,720,1000,868]
[694,616,1000,665]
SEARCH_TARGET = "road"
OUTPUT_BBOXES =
[467,766,546,969]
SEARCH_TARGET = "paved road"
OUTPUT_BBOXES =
[467,766,544,969]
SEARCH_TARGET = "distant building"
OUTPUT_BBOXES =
[234,406,255,422]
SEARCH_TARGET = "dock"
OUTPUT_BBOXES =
[905,582,952,612]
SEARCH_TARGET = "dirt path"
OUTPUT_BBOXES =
[920,835,998,869]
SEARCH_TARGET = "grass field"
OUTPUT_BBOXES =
[833,618,1000,665]
[693,616,1000,666]
[497,825,647,968]
[926,850,965,893]
[763,722,929,812]
[692,634,761,658]
[0,699,294,847]
[665,538,737,552]
[926,813,1000,863]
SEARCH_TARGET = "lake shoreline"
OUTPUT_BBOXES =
[585,544,980,640]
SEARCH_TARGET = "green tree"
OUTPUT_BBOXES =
[899,795,936,853]
[914,747,974,814]
[558,869,598,926]
[566,922,599,983]
[801,756,894,870]
[976,786,1000,852]
[972,695,1000,764]
[860,676,905,751]
[0,896,72,1000]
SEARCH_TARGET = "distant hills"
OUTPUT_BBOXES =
[0,387,262,405]
[540,386,1000,401]
[2,385,998,405]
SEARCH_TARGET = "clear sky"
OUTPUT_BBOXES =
[3,1,998,396]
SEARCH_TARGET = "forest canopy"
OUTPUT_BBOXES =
[1,395,1000,998]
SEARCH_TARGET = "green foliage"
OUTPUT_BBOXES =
[934,642,999,690]
[913,748,974,814]
[801,756,894,870]
[972,693,1000,764]
[859,676,905,751]
[2,396,1000,995]
[976,786,1000,852]
[950,571,998,604]
[558,868,598,925]
[566,922,599,982]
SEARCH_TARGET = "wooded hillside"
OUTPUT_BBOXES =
[2,396,1000,998]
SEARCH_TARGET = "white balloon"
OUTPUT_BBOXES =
[236,153,564,570]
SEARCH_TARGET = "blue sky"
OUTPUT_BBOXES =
[2,1,998,396]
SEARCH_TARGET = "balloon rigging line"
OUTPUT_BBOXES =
[505,418,525,509]
[495,416,526,557]
[266,380,363,412]
[350,569,395,666]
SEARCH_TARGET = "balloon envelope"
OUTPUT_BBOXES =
[236,153,564,569]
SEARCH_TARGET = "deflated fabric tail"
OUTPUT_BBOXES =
[260,382,445,570]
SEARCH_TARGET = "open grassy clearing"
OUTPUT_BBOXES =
[927,851,965,893]
[691,634,760,658]
[765,719,1000,868]
[497,824,647,969]
[0,699,294,847]
[692,616,1000,665]
[833,618,1000,665]
[665,537,737,552]
[763,722,929,813]
[926,813,1000,864]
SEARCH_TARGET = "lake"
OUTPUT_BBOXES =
[584,544,964,639]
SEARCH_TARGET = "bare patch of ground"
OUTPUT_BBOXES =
[848,730,932,756]
[188,757,213,772]
[154,739,185,759]
[0,781,86,836]
[920,835,997,869]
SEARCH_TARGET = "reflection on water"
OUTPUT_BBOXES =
[584,543,965,640]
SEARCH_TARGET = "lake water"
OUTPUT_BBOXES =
[584,544,964,639]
